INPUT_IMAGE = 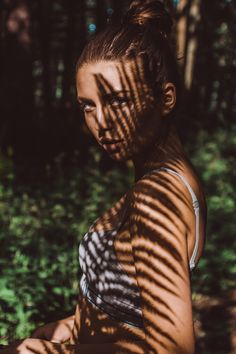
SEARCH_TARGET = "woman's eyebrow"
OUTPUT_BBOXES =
[77,96,94,104]
[102,90,131,99]
[77,90,130,103]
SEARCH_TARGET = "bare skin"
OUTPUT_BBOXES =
[72,137,207,351]
[31,315,75,343]
[2,57,207,353]
[73,58,207,353]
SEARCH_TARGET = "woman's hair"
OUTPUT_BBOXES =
[76,0,181,117]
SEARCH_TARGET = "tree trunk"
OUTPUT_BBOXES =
[40,0,51,112]
[184,0,201,90]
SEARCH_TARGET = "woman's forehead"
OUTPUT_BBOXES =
[76,59,143,92]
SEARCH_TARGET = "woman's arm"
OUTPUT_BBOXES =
[31,302,80,344]
[0,338,151,354]
[0,316,76,353]
[31,314,75,343]
[0,339,75,354]
[127,171,196,354]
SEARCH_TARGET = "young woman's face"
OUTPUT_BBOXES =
[76,58,167,161]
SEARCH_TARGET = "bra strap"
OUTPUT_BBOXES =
[157,167,200,270]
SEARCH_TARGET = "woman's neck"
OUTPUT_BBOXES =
[133,124,187,182]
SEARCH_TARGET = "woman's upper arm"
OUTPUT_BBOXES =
[129,172,195,354]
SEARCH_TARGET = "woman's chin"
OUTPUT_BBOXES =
[108,152,126,162]
[105,149,130,162]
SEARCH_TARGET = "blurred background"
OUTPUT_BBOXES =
[0,0,235,353]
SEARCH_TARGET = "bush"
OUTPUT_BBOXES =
[190,125,236,295]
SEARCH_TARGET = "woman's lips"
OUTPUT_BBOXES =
[99,138,123,145]
[99,138,123,151]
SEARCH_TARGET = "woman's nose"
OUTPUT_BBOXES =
[96,106,112,133]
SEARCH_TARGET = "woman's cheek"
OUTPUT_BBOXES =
[85,116,98,139]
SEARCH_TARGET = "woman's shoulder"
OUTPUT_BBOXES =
[129,164,207,232]
[130,165,189,205]
[129,167,188,229]
[131,162,206,211]
[128,162,207,269]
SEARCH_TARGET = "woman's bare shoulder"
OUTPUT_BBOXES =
[129,162,207,268]
[130,162,207,219]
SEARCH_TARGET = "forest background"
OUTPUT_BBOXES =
[0,1,235,353]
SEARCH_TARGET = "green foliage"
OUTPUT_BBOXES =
[190,125,236,294]
[0,148,132,344]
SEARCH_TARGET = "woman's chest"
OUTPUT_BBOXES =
[78,198,143,328]
[80,192,138,282]
[79,216,138,288]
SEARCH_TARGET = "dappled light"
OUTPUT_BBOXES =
[0,1,235,354]
[73,56,202,353]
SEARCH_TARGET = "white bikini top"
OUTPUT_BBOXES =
[78,167,200,328]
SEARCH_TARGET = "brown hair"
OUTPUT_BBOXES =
[76,0,181,118]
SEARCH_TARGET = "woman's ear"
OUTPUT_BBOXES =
[161,82,176,116]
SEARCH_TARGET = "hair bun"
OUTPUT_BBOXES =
[124,0,173,37]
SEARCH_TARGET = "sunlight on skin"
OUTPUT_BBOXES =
[73,170,198,353]
[73,56,199,353]
[0,339,75,354]
[127,170,197,353]
[76,55,166,162]
[76,55,183,185]
[30,317,75,344]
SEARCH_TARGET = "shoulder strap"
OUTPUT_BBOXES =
[117,167,200,271]
[156,167,200,271]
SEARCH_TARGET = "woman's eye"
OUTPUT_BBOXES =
[109,97,130,108]
[79,103,94,113]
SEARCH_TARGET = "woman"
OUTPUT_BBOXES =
[2,1,207,353]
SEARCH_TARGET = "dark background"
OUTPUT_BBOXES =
[0,1,235,353]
